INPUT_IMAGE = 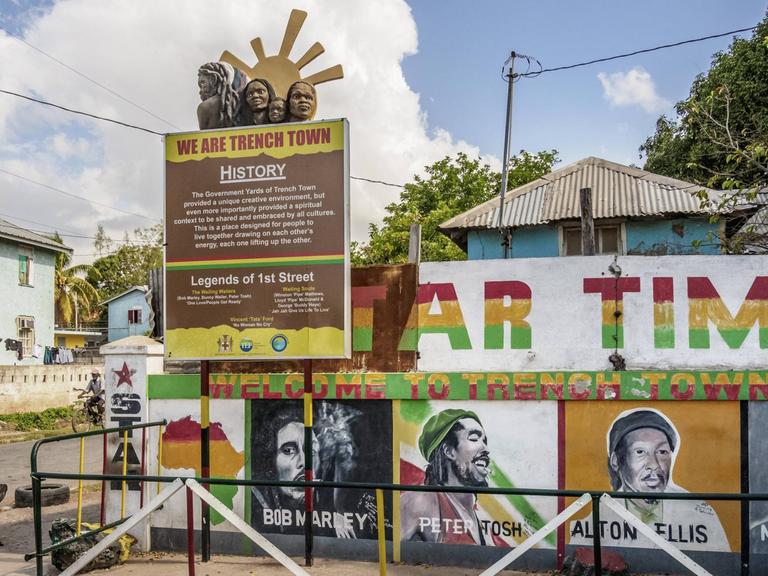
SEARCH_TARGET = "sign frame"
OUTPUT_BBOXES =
[163,118,350,361]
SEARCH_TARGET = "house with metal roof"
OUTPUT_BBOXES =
[440,156,749,260]
[101,286,151,342]
[0,218,72,365]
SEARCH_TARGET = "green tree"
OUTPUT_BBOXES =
[641,15,768,192]
[88,224,162,299]
[49,233,101,327]
[352,150,559,264]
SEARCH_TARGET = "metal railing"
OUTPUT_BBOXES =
[27,431,768,576]
[28,421,166,576]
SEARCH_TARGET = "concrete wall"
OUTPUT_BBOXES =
[0,239,57,365]
[108,290,150,341]
[0,362,103,414]
[145,373,758,573]
[466,217,720,260]
[416,255,768,372]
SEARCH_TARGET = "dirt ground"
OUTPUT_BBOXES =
[0,490,552,576]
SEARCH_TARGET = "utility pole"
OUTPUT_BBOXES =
[580,187,596,256]
[498,52,516,259]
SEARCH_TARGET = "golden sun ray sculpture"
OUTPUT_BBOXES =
[219,9,344,99]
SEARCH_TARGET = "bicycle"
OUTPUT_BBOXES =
[71,388,104,433]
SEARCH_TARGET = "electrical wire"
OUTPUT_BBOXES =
[0,166,161,222]
[0,90,410,188]
[0,24,181,131]
[0,210,88,238]
[517,25,758,78]
[350,176,404,188]
[0,89,164,135]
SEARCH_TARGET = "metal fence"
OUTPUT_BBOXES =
[26,424,768,576]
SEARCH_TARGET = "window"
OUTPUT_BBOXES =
[128,308,143,324]
[18,246,34,286]
[16,316,35,357]
[562,224,623,256]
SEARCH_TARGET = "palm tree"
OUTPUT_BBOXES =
[51,233,101,327]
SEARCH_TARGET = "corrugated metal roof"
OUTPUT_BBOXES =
[441,157,722,231]
[0,217,71,253]
[100,285,148,306]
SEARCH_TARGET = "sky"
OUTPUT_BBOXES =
[0,0,766,263]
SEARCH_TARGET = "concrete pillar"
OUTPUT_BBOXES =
[100,335,163,549]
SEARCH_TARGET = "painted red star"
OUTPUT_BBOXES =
[112,362,136,388]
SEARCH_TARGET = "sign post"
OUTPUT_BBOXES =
[165,119,350,564]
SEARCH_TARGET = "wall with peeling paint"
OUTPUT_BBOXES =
[465,217,720,260]
[626,217,720,256]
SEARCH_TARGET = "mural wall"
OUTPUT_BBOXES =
[140,255,768,569]
[147,372,762,568]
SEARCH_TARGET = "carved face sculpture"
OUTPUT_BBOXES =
[198,72,217,101]
[269,98,287,123]
[288,82,316,120]
[245,80,270,112]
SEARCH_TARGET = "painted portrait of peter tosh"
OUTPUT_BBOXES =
[401,409,490,545]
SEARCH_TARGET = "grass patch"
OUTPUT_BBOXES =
[0,406,75,431]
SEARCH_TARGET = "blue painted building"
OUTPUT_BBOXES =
[102,286,151,342]
[440,157,748,259]
[0,218,71,365]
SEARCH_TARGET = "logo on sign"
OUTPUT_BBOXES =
[271,334,288,352]
[239,338,254,352]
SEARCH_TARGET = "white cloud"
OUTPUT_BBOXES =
[0,0,494,264]
[597,67,670,113]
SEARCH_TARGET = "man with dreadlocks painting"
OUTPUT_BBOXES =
[401,409,491,544]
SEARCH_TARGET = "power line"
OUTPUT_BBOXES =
[351,176,404,188]
[0,167,161,222]
[0,89,165,135]
[0,24,181,131]
[0,211,88,238]
[0,90,415,187]
[519,25,758,77]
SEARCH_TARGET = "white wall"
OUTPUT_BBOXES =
[418,255,768,372]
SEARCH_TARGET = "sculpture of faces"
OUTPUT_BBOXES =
[245,80,270,112]
[269,97,287,123]
[198,72,217,101]
[287,81,317,121]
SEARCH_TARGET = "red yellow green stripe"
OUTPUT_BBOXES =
[484,281,532,349]
[688,277,768,348]
[166,254,343,270]
[351,285,387,351]
[653,277,675,348]
[584,277,640,348]
[398,283,470,350]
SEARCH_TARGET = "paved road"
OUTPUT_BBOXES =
[0,436,102,505]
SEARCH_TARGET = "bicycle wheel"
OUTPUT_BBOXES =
[71,407,91,433]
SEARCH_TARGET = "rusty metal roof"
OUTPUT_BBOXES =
[0,217,71,253]
[440,157,722,231]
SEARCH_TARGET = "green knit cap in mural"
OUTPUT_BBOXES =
[418,408,481,461]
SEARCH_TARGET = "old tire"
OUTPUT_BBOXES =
[15,483,70,508]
